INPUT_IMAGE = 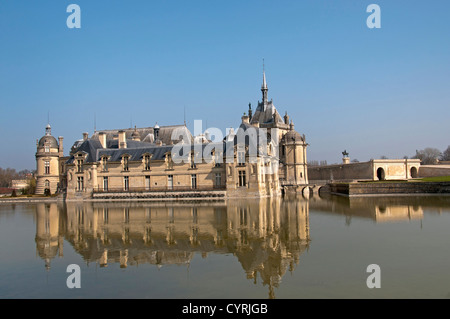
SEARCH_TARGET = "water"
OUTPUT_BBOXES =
[1,195,450,299]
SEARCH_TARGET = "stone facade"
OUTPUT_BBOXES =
[36,72,309,199]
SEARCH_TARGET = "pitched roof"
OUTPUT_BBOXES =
[250,101,285,126]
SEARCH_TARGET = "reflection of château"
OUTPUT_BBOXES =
[34,198,310,298]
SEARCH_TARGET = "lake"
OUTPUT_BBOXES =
[1,194,450,299]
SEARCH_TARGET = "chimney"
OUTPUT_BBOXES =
[58,137,64,157]
[83,132,89,141]
[99,132,107,148]
[118,130,127,149]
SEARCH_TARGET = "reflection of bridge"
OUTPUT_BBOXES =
[34,198,310,299]
[308,194,426,223]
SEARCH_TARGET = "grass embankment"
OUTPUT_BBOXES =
[416,176,450,182]
[358,176,450,183]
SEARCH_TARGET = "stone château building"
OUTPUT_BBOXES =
[35,72,309,198]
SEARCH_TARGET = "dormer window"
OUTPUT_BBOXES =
[122,155,129,172]
[190,152,197,169]
[214,150,222,167]
[101,156,108,171]
[44,144,50,153]
[166,153,173,170]
[237,149,245,166]
[143,154,151,171]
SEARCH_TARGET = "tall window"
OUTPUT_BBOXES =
[191,174,197,189]
[124,176,129,191]
[167,175,173,190]
[238,170,246,187]
[215,173,222,187]
[45,180,50,189]
[123,156,129,172]
[145,176,150,190]
[102,157,108,171]
[77,176,84,191]
[144,155,151,171]
[44,161,50,174]
[237,150,245,166]
[103,177,108,191]
[77,159,83,173]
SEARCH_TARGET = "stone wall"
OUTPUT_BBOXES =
[419,165,450,178]
[329,182,450,197]
[308,162,373,182]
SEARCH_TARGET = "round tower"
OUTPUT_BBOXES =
[280,121,308,186]
[35,124,61,195]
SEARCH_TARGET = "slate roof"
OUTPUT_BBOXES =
[90,125,193,145]
[250,101,285,126]
[38,135,58,148]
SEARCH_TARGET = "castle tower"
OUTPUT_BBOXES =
[35,124,63,195]
[280,121,308,186]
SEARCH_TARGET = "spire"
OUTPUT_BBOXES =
[261,59,268,108]
[262,58,267,90]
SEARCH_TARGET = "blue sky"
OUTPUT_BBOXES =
[1,0,449,170]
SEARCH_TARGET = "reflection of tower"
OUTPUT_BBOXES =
[35,203,65,270]
[227,197,310,299]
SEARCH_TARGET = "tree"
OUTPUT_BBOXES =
[0,167,35,188]
[380,155,388,159]
[351,159,360,163]
[413,148,442,165]
[441,146,450,161]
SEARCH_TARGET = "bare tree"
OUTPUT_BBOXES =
[413,148,442,165]
[0,168,34,187]
[441,146,450,161]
